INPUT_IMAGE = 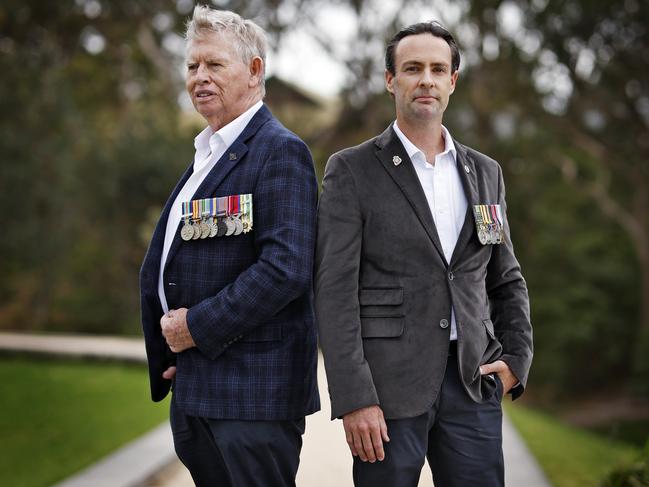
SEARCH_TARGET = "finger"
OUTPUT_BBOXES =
[353,430,367,462]
[345,430,358,456]
[361,429,377,463]
[370,425,385,461]
[162,366,176,380]
[380,417,390,443]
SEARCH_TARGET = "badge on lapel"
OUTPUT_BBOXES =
[180,194,253,241]
[472,204,504,245]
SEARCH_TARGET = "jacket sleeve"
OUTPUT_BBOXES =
[185,137,318,360]
[315,153,380,419]
[486,164,533,400]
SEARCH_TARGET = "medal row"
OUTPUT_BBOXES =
[472,204,504,245]
[180,194,253,241]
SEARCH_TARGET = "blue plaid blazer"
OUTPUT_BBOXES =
[140,105,320,420]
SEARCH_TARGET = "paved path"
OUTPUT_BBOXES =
[1,332,551,486]
[0,331,146,362]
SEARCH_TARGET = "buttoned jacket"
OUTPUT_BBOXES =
[315,125,532,419]
[140,105,320,420]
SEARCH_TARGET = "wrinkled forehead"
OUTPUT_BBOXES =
[185,30,238,60]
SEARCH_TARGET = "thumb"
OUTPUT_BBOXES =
[162,366,177,380]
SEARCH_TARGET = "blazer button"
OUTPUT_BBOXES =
[448,272,455,281]
[440,319,449,329]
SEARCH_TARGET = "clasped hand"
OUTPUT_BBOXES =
[160,308,195,381]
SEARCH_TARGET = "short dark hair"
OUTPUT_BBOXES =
[385,21,460,75]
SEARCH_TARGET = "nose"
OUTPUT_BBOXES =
[419,68,435,88]
[195,63,209,83]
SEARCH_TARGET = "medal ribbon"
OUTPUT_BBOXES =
[244,194,253,227]
[182,201,191,219]
[490,205,499,226]
[228,195,240,216]
[495,205,504,227]
[481,205,492,224]
[216,196,227,216]
[192,200,200,221]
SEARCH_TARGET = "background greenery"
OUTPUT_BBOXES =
[1,0,647,483]
[506,403,640,487]
[0,357,169,487]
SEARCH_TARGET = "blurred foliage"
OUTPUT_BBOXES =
[0,0,648,404]
[601,441,649,487]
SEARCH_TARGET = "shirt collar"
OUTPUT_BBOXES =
[393,121,457,163]
[193,100,264,156]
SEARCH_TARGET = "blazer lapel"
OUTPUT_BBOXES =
[163,104,272,271]
[450,141,479,266]
[374,125,447,266]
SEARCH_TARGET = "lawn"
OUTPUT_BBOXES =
[0,356,170,487]
[506,402,642,487]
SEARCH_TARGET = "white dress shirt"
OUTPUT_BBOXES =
[393,122,468,341]
[157,100,263,313]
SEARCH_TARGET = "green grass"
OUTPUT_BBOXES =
[506,403,641,487]
[0,356,170,487]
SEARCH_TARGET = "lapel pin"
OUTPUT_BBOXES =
[464,164,470,173]
[229,153,237,161]
[393,156,402,166]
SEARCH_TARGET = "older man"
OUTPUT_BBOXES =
[316,22,533,487]
[139,6,319,486]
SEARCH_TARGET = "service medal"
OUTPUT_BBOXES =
[180,201,194,241]
[209,218,218,238]
[233,216,244,235]
[225,217,235,236]
[181,222,194,241]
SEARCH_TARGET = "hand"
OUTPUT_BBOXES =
[162,366,176,381]
[480,360,517,397]
[342,405,390,462]
[160,308,195,353]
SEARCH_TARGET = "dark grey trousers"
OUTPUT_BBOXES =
[170,397,305,487]
[353,348,505,487]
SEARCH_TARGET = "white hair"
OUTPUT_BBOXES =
[185,6,267,96]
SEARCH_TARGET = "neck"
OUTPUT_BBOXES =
[396,115,445,162]
[208,93,262,132]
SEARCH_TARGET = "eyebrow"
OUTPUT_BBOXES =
[186,56,228,65]
[402,60,449,68]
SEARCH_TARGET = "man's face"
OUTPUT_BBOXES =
[185,32,258,130]
[385,33,458,124]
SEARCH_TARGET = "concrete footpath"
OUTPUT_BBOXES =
[0,332,551,486]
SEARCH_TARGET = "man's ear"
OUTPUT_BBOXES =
[249,56,263,88]
[385,69,394,95]
[449,70,459,95]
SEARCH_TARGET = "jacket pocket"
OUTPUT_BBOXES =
[359,287,404,318]
[361,317,404,338]
[241,322,283,342]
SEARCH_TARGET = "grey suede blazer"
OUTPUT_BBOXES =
[315,125,533,420]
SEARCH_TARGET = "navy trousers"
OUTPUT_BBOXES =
[170,396,305,487]
[353,346,505,487]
